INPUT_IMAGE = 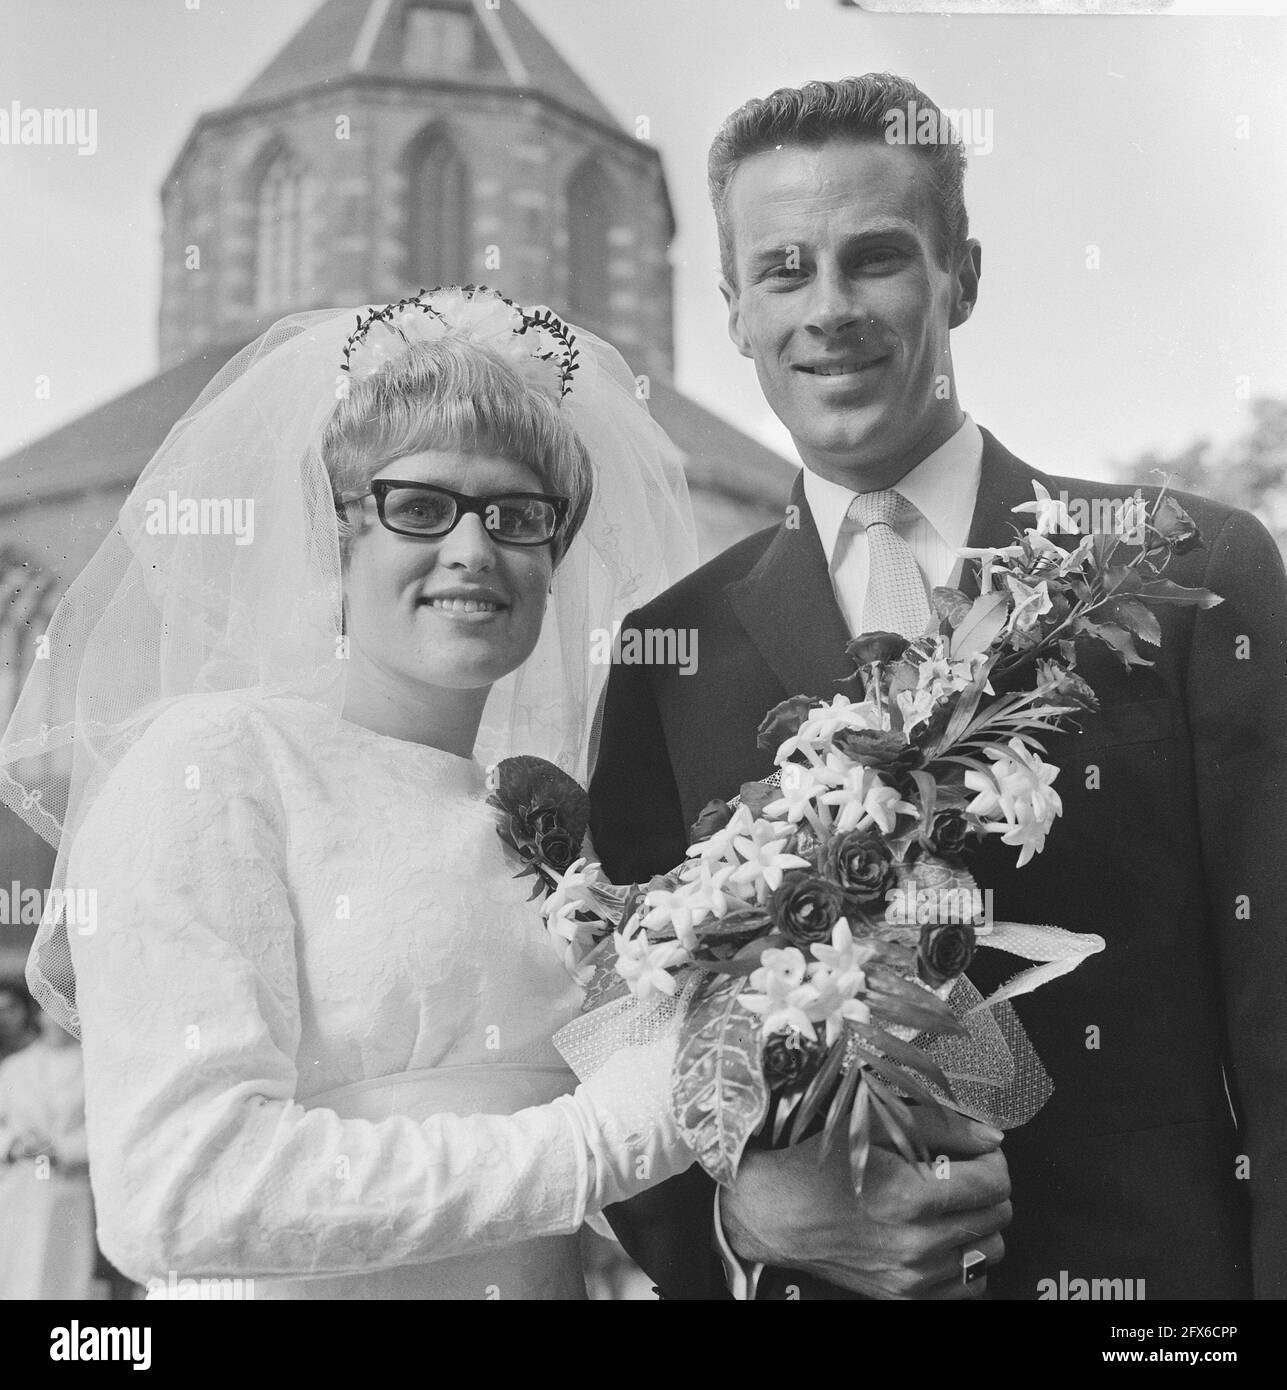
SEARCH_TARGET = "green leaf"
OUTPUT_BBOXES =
[771,1088,802,1145]
[856,1047,943,1109]
[787,1033,848,1144]
[1136,578,1224,608]
[1076,617,1155,669]
[819,1048,864,1163]
[847,1080,874,1195]
[1104,596,1162,647]
[908,769,938,838]
[672,975,770,1186]
[862,1072,920,1165]
[864,970,968,1035]
[949,591,1010,662]
[931,586,973,628]
[850,1020,956,1100]
[685,954,767,978]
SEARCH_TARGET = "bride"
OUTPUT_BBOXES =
[0,287,699,1300]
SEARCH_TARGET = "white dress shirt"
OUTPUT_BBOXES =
[802,416,984,637]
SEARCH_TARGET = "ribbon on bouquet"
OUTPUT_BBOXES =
[964,920,1106,1014]
[555,920,1105,1138]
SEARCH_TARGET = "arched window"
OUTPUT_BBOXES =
[253,147,311,313]
[405,129,472,289]
[566,159,613,326]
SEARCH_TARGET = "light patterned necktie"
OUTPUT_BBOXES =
[848,489,932,639]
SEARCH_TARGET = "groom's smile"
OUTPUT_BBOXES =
[719,137,980,490]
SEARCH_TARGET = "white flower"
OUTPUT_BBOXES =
[823,769,915,836]
[686,803,754,866]
[896,686,939,732]
[862,780,918,835]
[740,947,820,1039]
[764,762,832,824]
[958,543,1025,593]
[613,925,689,1001]
[683,861,739,922]
[809,917,877,977]
[641,876,717,952]
[778,695,885,759]
[807,964,872,1045]
[1013,481,1080,536]
[996,798,1058,869]
[819,764,875,833]
[1006,576,1055,633]
[540,857,602,926]
[916,655,958,694]
[964,738,1062,863]
[729,821,811,902]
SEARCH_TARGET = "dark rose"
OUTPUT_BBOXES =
[536,826,580,872]
[918,921,976,988]
[769,872,846,947]
[488,755,591,847]
[832,727,922,773]
[762,1030,824,1092]
[825,830,896,912]
[1151,495,1202,555]
[756,695,816,752]
[689,798,734,844]
[927,809,971,858]
[846,632,911,667]
[738,780,780,818]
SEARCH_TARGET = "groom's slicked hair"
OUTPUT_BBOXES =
[708,73,969,285]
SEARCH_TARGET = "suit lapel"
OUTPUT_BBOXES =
[724,474,855,701]
[958,429,1058,599]
[724,432,1054,691]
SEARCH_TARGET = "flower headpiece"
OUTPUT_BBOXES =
[336,284,580,402]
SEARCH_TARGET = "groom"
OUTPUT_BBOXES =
[589,74,1287,1299]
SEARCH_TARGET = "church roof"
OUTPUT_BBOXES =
[0,346,244,512]
[0,348,792,515]
[236,0,624,136]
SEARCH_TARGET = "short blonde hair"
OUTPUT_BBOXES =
[321,336,593,562]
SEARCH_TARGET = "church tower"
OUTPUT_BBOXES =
[158,0,675,379]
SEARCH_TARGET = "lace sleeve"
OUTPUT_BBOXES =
[66,697,691,1282]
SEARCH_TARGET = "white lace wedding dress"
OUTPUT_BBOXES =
[65,691,688,1300]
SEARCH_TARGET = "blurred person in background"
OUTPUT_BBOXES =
[0,1004,96,1299]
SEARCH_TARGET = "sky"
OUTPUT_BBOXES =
[0,0,1284,483]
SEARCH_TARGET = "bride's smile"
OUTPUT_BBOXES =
[344,449,555,696]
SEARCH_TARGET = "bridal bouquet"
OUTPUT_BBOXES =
[489,482,1221,1191]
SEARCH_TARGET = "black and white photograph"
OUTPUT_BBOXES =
[0,0,1283,1351]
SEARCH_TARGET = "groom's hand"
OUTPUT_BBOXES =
[720,1106,1011,1299]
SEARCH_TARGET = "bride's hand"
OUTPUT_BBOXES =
[719,1105,1012,1299]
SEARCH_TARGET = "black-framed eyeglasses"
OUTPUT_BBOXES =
[340,480,570,547]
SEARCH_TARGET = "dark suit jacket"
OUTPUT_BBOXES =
[589,429,1287,1300]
